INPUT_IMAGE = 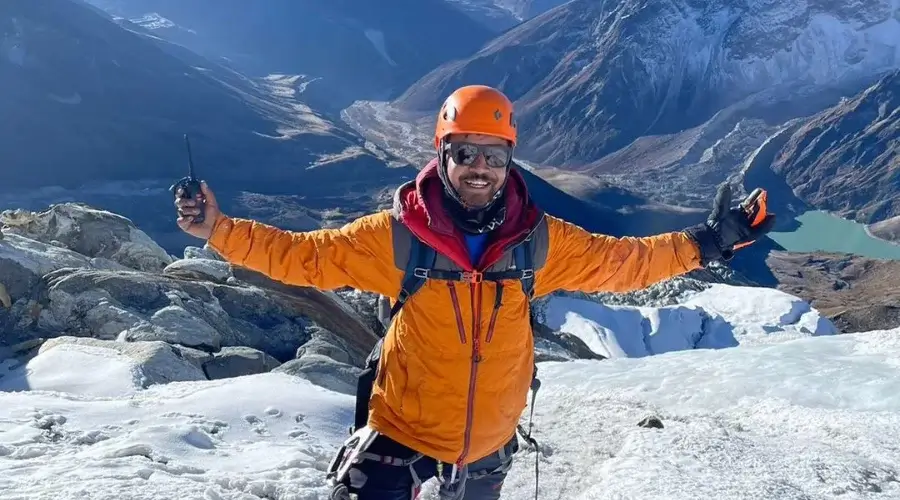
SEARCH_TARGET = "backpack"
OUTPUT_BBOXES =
[352,230,541,435]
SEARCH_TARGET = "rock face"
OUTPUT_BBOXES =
[770,69,900,225]
[203,346,281,380]
[394,0,900,169]
[869,216,900,243]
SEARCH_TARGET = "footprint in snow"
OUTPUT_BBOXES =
[243,414,269,436]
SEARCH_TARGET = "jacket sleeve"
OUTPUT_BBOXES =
[206,210,402,296]
[533,215,702,297]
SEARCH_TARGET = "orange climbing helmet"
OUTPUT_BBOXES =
[433,85,517,149]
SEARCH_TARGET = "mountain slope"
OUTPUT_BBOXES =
[769,69,900,225]
[0,0,417,252]
[0,0,413,191]
[394,0,900,169]
[85,0,495,110]
[765,250,900,333]
[443,0,572,30]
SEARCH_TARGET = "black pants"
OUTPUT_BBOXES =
[333,433,517,500]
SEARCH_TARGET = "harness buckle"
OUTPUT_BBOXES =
[521,269,534,279]
[326,426,379,486]
[413,268,429,279]
[461,271,483,283]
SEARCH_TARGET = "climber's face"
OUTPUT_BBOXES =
[444,133,511,209]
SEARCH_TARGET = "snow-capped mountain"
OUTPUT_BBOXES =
[394,0,900,171]
[85,0,495,111]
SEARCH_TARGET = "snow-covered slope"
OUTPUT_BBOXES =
[542,284,837,358]
[1,315,897,498]
[0,285,884,500]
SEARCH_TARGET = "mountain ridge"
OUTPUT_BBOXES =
[393,0,900,169]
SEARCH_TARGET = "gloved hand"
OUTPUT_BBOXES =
[685,183,776,265]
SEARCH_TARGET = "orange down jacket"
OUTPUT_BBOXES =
[206,159,702,466]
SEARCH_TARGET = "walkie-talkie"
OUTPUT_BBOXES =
[170,133,206,224]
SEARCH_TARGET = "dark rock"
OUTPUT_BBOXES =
[637,416,664,429]
[273,354,362,396]
[203,346,281,380]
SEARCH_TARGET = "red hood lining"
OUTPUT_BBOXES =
[392,158,542,270]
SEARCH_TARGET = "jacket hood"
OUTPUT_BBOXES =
[391,158,542,270]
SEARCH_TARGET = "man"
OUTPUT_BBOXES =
[175,85,774,499]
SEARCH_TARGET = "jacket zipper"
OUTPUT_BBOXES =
[447,283,466,344]
[457,279,483,468]
[485,283,503,344]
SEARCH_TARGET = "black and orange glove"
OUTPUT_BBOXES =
[685,183,776,265]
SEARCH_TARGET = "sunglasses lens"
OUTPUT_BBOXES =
[482,146,510,168]
[451,143,480,165]
[449,142,511,168]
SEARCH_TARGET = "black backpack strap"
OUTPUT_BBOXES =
[352,336,384,432]
[513,235,535,299]
[389,235,437,320]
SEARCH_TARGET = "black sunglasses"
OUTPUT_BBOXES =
[445,141,512,169]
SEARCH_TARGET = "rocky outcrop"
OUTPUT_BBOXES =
[39,336,208,387]
[0,202,386,392]
[869,217,900,243]
[1,203,173,272]
[535,263,756,314]
[273,355,361,396]
[203,346,282,380]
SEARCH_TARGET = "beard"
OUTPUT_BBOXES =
[455,172,501,209]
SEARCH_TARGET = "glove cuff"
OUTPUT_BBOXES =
[684,223,723,266]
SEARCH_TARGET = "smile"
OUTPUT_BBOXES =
[464,180,490,188]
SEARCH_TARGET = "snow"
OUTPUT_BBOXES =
[633,0,900,104]
[129,13,181,31]
[0,348,351,499]
[363,29,398,67]
[512,328,900,499]
[0,344,142,398]
[1,285,897,499]
[543,284,837,358]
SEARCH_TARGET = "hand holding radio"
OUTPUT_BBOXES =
[171,134,222,240]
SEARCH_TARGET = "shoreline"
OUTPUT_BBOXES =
[864,223,900,248]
